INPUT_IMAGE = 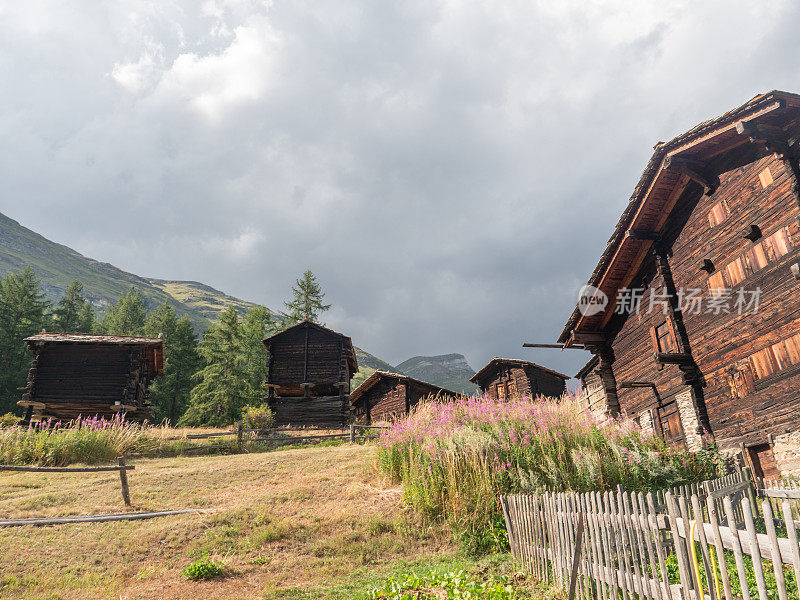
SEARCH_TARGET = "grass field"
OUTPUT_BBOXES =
[0,444,490,599]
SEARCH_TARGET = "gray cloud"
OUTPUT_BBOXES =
[3,0,800,377]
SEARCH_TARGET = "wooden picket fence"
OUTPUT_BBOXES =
[501,472,800,600]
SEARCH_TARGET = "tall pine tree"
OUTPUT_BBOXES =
[144,302,201,424]
[282,270,331,324]
[180,306,250,426]
[53,281,95,332]
[100,289,147,335]
[241,305,277,406]
[0,268,50,413]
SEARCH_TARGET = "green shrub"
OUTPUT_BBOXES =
[368,568,523,599]
[180,556,225,580]
[248,404,275,431]
[0,413,19,428]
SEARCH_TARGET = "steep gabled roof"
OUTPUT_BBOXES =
[350,370,459,405]
[262,320,358,373]
[558,90,800,345]
[470,357,570,385]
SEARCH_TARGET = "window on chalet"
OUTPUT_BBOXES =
[496,383,506,400]
[651,321,677,354]
[707,200,731,227]
[707,226,794,295]
[749,333,800,381]
[507,379,517,398]
[758,167,774,189]
[727,332,800,398]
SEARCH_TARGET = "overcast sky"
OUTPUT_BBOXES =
[3,1,800,377]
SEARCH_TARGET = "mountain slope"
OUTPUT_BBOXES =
[0,211,476,393]
[395,353,478,395]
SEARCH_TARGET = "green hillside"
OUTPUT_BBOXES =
[0,211,476,394]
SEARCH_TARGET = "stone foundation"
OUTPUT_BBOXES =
[676,391,702,452]
[771,431,800,478]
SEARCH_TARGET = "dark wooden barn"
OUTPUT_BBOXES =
[559,90,800,478]
[263,321,358,427]
[470,358,569,400]
[350,371,459,424]
[19,333,165,423]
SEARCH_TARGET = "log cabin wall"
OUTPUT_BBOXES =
[22,339,161,423]
[524,365,568,398]
[264,321,356,428]
[351,372,460,424]
[472,360,568,400]
[577,358,609,418]
[669,144,800,472]
[355,380,407,424]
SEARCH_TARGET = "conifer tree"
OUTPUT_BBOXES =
[100,289,147,336]
[145,302,201,423]
[180,306,249,426]
[53,281,95,332]
[282,270,331,324]
[241,305,277,406]
[0,267,50,412]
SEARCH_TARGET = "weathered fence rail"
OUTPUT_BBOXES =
[502,471,800,600]
[0,456,133,506]
[180,422,389,447]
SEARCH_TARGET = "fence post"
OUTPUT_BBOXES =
[118,457,131,506]
[567,511,585,600]
[349,423,355,443]
[237,419,243,445]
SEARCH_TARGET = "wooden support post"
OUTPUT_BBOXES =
[567,510,585,600]
[349,423,355,443]
[118,457,131,506]
[237,419,244,445]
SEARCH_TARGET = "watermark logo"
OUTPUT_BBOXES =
[577,285,609,316]
[575,285,762,317]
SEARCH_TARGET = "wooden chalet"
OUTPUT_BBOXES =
[20,333,165,423]
[262,320,357,427]
[559,90,800,478]
[470,358,568,400]
[350,371,459,424]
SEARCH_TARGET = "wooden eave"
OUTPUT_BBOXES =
[558,91,800,346]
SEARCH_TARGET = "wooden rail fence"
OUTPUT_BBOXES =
[502,472,800,600]
[180,422,389,447]
[0,457,133,506]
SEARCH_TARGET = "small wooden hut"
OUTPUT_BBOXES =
[20,333,165,423]
[262,320,358,427]
[351,371,459,424]
[470,358,569,400]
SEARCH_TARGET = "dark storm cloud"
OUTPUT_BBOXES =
[3,0,800,377]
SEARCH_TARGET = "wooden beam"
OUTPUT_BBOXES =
[735,121,791,158]
[663,156,718,195]
[522,343,586,350]
[570,331,608,344]
[625,229,661,241]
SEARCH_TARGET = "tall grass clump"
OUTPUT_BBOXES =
[0,415,158,466]
[377,393,722,553]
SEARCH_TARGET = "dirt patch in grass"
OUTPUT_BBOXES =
[0,444,456,599]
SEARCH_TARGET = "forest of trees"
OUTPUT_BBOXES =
[0,267,332,425]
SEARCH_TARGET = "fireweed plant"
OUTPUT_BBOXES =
[377,394,722,553]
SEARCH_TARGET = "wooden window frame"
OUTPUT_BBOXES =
[650,320,678,355]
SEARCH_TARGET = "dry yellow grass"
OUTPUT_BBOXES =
[0,444,457,599]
